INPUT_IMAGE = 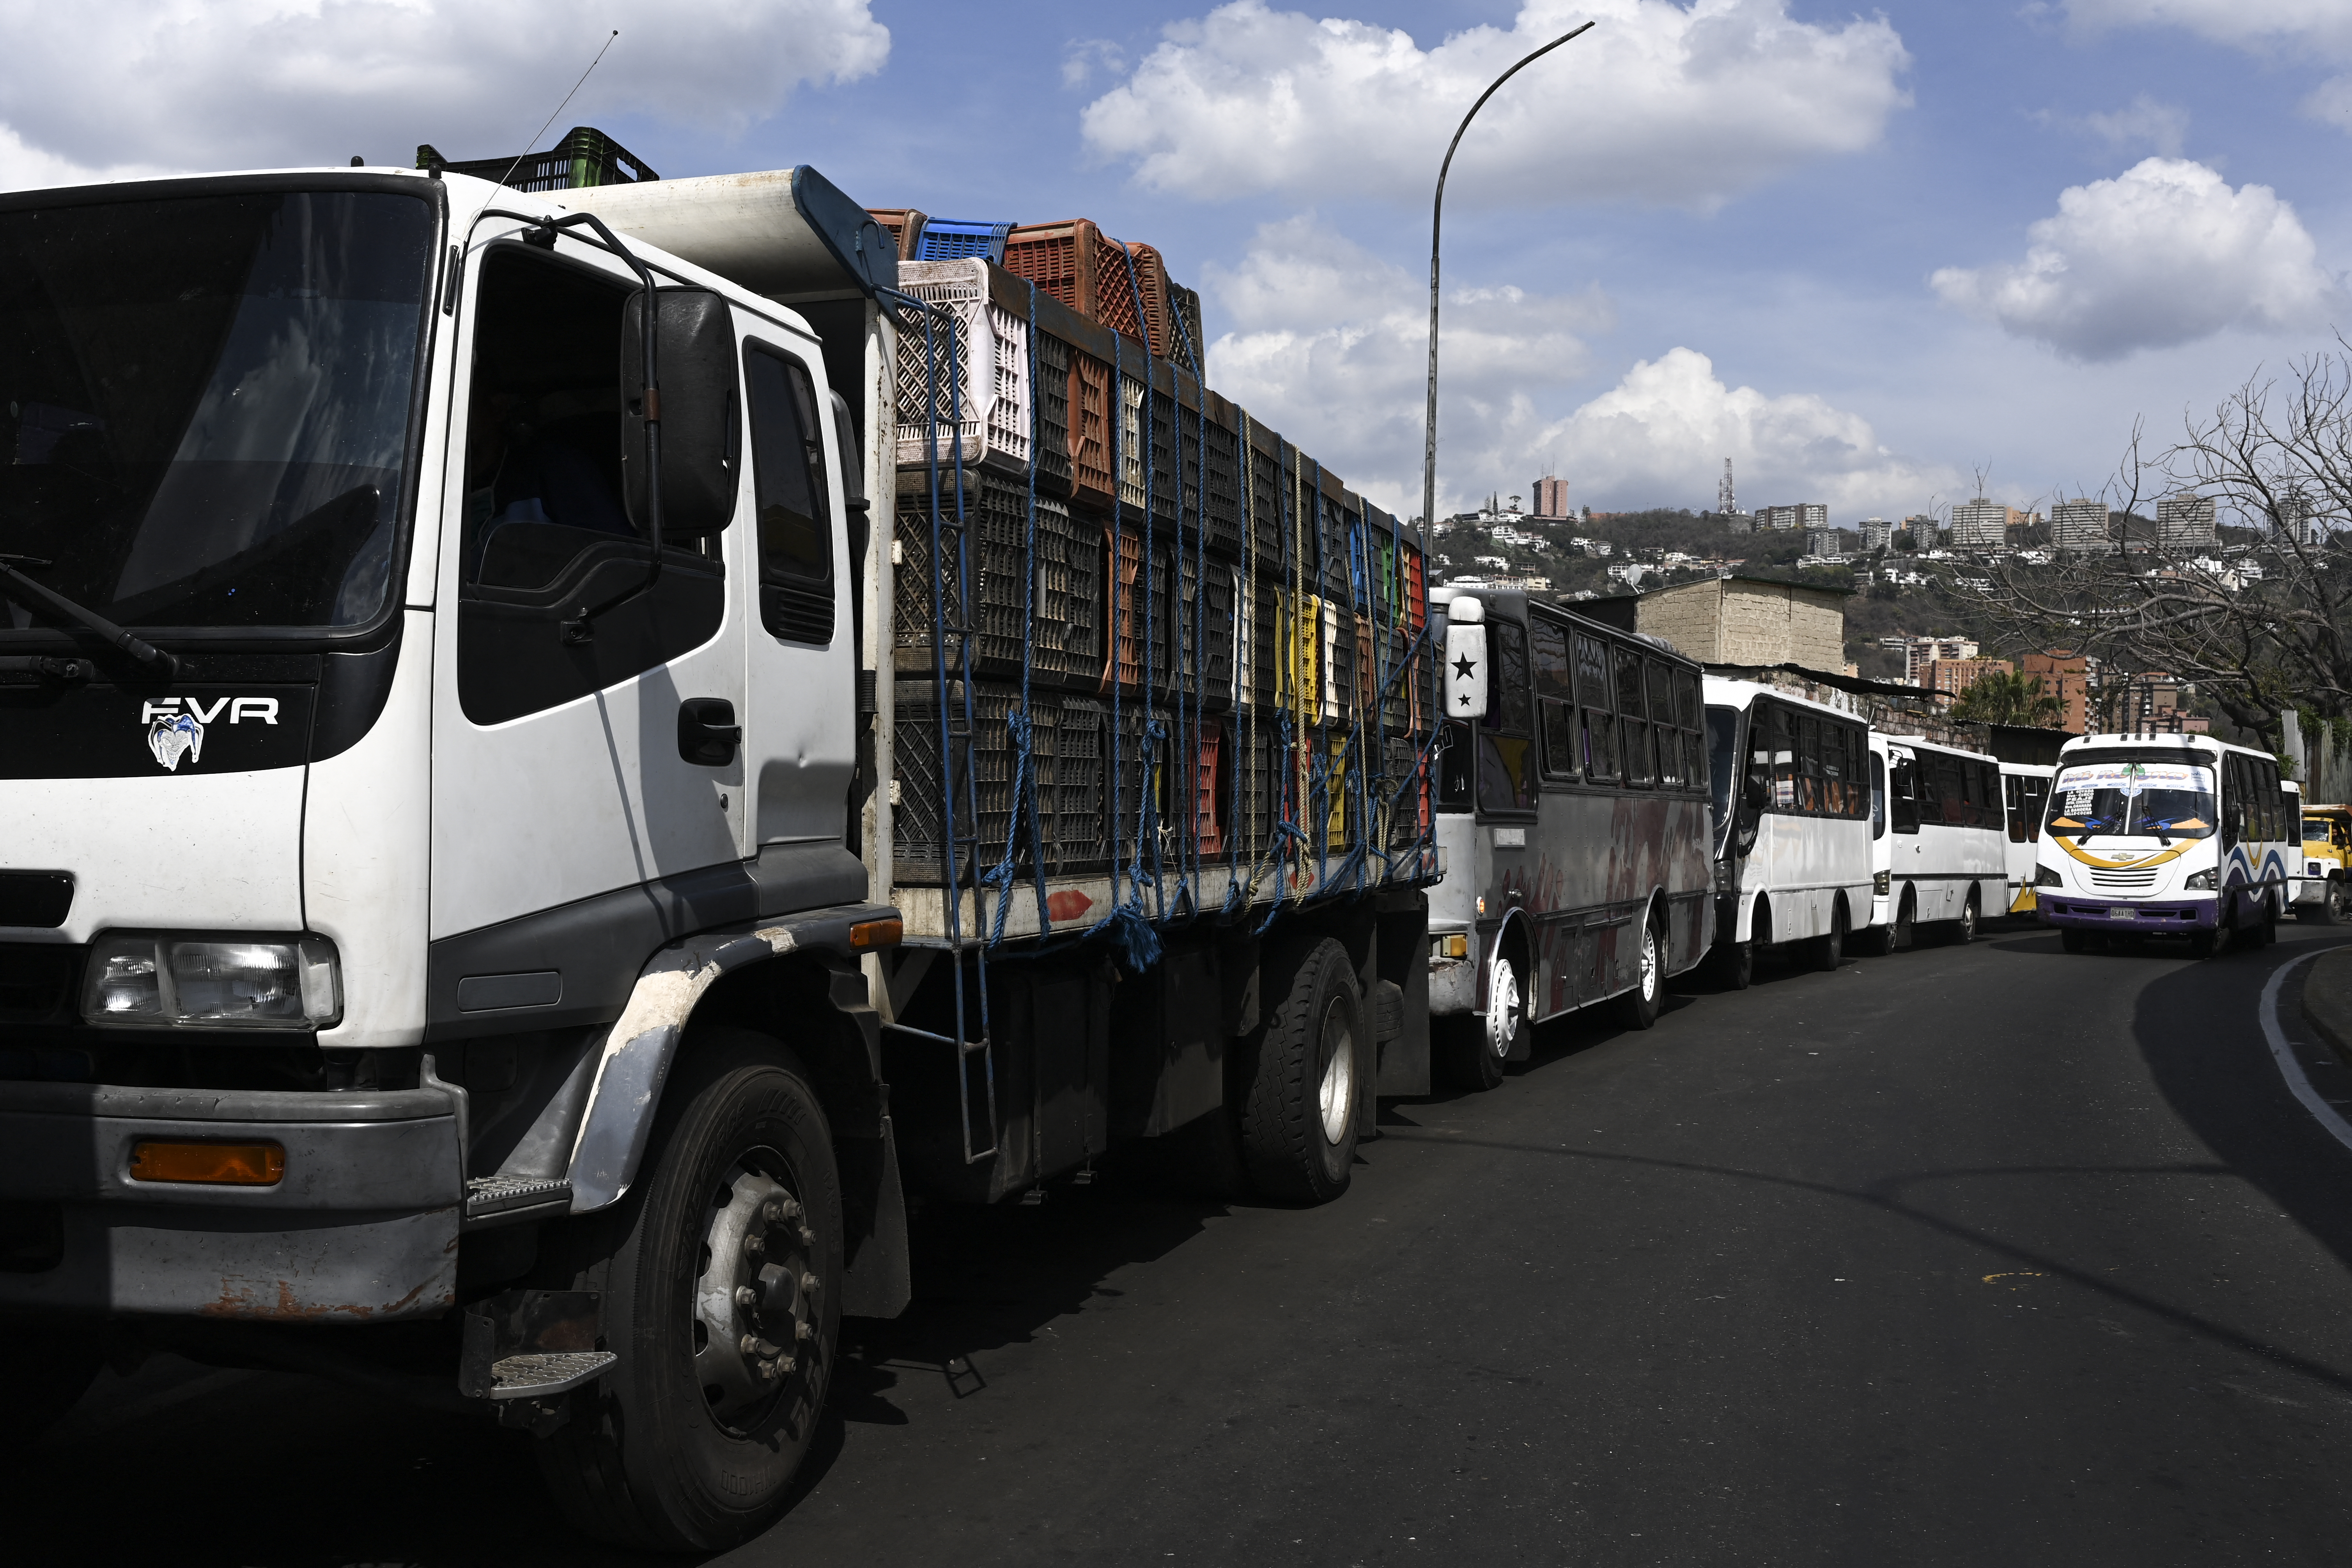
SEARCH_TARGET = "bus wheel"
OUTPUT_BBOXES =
[1710,940,1753,991]
[1891,893,1916,953]
[1239,936,1364,1202]
[1952,891,1979,945]
[1805,901,1846,972]
[536,1029,841,1552]
[1620,918,1663,1029]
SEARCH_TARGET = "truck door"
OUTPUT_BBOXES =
[733,317,857,852]
[429,229,748,949]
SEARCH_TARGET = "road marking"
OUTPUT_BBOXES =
[2259,949,2352,1155]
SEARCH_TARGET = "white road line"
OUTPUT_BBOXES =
[2258,949,2352,1155]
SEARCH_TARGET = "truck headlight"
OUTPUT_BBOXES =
[82,934,340,1030]
[2183,868,2218,891]
[2035,866,2062,887]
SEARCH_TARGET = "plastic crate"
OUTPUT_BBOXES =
[1160,547,1236,713]
[1381,624,1410,735]
[1201,415,1242,558]
[1150,384,1180,524]
[1100,523,1144,691]
[1168,281,1205,371]
[1401,539,1426,634]
[893,482,1018,680]
[915,219,1013,264]
[418,126,656,191]
[1277,591,1322,716]
[1049,697,1109,876]
[1035,496,1101,691]
[868,208,927,261]
[1192,729,1225,857]
[1237,574,1276,710]
[893,260,1031,475]
[1329,497,1363,604]
[1003,220,1147,355]
[1068,347,1114,506]
[892,678,1003,887]
[1321,732,1352,852]
[1321,599,1350,726]
[1384,735,1430,849]
[1034,330,1073,497]
[1353,608,1377,719]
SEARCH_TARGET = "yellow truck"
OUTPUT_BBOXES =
[2295,801,2352,923]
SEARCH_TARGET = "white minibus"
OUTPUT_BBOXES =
[2036,733,2294,956]
[1870,736,2008,946]
[1703,677,1875,985]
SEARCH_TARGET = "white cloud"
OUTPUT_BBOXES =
[0,1,890,184]
[1081,0,1910,211]
[2082,95,2189,157]
[1202,216,1611,515]
[1062,39,1127,90]
[1526,349,1957,519]
[2064,1,2352,54]
[1929,158,2338,362]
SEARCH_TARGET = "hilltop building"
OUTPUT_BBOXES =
[1533,475,1570,519]
[2051,498,2112,551]
[2158,493,2216,551]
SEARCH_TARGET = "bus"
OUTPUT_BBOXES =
[1702,678,1875,985]
[1427,590,1716,1089]
[1873,736,2008,946]
[2036,732,2294,956]
[2000,762,2055,917]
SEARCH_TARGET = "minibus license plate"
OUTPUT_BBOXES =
[2108,907,2138,920]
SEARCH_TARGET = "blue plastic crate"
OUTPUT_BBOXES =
[916,220,1014,264]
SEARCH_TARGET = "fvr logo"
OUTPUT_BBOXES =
[140,696,279,773]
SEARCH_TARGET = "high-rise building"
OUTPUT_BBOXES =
[2276,492,2319,546]
[2157,493,2216,551]
[1532,475,1570,519]
[1859,517,1892,551]
[1759,502,1826,531]
[2051,498,2112,551]
[1903,513,1937,544]
[1900,635,1979,685]
[1951,498,2020,548]
[2020,651,2092,733]
[1927,656,2012,696]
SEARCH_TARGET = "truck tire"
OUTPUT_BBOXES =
[1238,937,1363,1204]
[2298,879,2341,924]
[0,1318,102,1452]
[536,1028,842,1552]
[1618,916,1663,1030]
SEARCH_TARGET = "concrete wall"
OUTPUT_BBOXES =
[1638,578,1844,670]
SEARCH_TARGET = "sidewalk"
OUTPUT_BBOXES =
[2298,947,2352,1066]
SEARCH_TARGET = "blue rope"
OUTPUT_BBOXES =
[985,283,1054,948]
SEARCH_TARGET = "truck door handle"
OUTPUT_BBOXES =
[678,698,741,766]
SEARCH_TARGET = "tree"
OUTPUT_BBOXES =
[1977,344,2352,746]
[1950,669,2064,727]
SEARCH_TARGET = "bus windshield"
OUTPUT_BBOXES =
[2047,758,2216,843]
[1705,705,1740,846]
[0,188,435,634]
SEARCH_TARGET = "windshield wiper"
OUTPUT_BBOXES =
[0,555,175,677]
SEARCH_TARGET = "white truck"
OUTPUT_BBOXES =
[0,144,1438,1548]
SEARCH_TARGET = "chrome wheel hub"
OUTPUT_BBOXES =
[691,1162,817,1429]
[1639,928,1659,999]
[1487,960,1520,1060]
[1318,1003,1356,1146]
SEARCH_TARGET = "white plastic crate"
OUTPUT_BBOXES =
[893,259,1031,474]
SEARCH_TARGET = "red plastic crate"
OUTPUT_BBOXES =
[1068,346,1114,506]
[1101,525,1143,690]
[1193,730,1225,856]
[867,207,926,261]
[1003,220,1182,359]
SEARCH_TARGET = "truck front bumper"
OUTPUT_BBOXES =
[2037,895,2218,932]
[0,1081,461,1321]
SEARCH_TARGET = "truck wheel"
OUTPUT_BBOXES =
[1239,937,1363,1203]
[0,1319,102,1452]
[536,1029,842,1552]
[1619,917,1663,1030]
[1805,901,1846,972]
[2299,882,2338,924]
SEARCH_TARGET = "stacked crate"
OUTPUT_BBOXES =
[885,248,1434,892]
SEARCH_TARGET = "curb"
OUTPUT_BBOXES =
[2297,947,2352,1067]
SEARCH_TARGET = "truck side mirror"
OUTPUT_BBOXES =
[622,287,739,538]
[1443,597,1488,721]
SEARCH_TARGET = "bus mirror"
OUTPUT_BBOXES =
[1444,619,1489,720]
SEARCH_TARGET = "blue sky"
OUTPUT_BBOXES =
[6,1,2350,525]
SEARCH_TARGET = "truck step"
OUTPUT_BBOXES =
[465,1175,572,1221]
[487,1349,617,1401]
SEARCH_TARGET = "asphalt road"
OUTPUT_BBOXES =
[15,920,2352,1567]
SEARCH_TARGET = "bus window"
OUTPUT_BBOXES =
[1479,621,1537,813]
[1648,661,1680,786]
[1821,722,1848,816]
[1891,753,1920,834]
[1767,704,1797,810]
[1577,633,1617,783]
[2004,775,2028,843]
[1615,647,1652,787]
[1678,672,1704,792]
[1932,754,1963,826]
[1871,750,1887,838]
[1532,615,1576,780]
[1706,704,1740,831]
[2259,757,2283,841]
[2023,776,2047,840]
[1798,716,1824,813]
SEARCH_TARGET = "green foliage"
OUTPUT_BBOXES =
[1950,670,2064,727]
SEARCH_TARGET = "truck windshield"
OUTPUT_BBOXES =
[0,189,434,634]
[2047,758,2216,841]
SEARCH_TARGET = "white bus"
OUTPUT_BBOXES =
[1867,736,2008,946]
[2036,732,2294,956]
[2000,762,2055,918]
[1703,678,1875,985]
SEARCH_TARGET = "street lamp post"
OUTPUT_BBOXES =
[1421,20,1595,547]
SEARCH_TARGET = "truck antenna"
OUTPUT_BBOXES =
[498,29,621,191]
